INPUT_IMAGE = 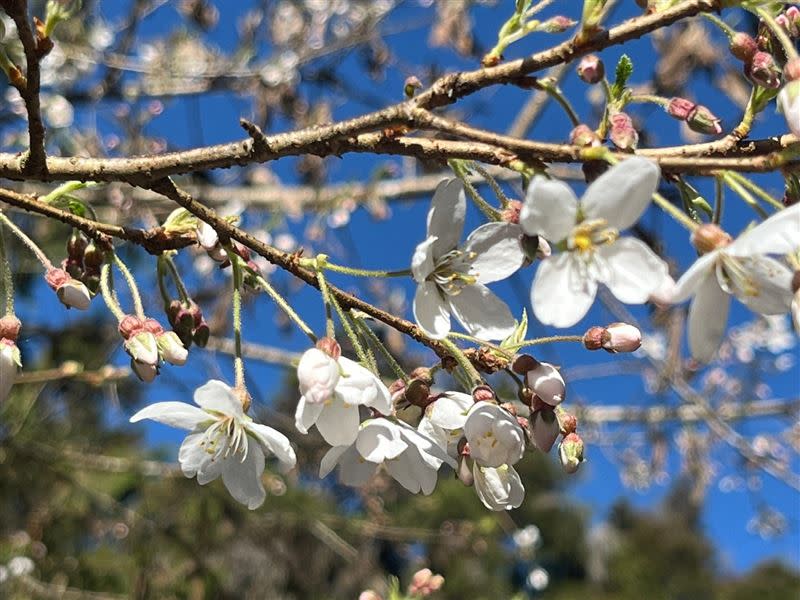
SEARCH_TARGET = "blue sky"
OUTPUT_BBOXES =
[44,0,800,575]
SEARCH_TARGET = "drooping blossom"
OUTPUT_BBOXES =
[130,380,296,509]
[669,205,800,362]
[463,401,526,468]
[473,463,525,511]
[520,158,668,327]
[319,418,456,495]
[411,179,525,340]
[417,391,473,456]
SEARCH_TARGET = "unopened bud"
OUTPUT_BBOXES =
[67,232,87,260]
[691,223,732,254]
[457,454,474,486]
[409,366,433,385]
[193,321,210,347]
[142,318,164,335]
[408,568,445,596]
[746,51,782,89]
[315,336,341,359]
[405,378,432,408]
[577,54,604,84]
[609,112,638,150]
[559,432,585,474]
[56,278,92,310]
[525,362,565,407]
[687,104,722,135]
[785,58,800,83]
[666,97,695,121]
[511,353,539,375]
[157,331,188,365]
[131,358,158,383]
[500,200,522,224]
[83,242,104,269]
[118,315,143,339]
[358,591,383,600]
[601,322,642,353]
[196,222,219,250]
[404,75,423,98]
[0,316,22,342]
[570,123,601,147]
[472,384,496,403]
[125,331,159,366]
[730,32,758,62]
[531,409,559,452]
[786,6,800,37]
[582,326,605,351]
[539,15,575,33]
[559,411,578,435]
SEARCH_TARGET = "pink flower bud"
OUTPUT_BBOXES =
[540,15,575,33]
[193,321,210,347]
[500,200,522,224]
[315,336,341,359]
[559,432,584,474]
[118,315,143,339]
[691,223,732,254]
[746,51,782,89]
[729,32,757,62]
[131,358,158,383]
[0,315,21,342]
[609,112,638,150]
[687,104,722,135]
[666,97,695,121]
[577,54,604,84]
[601,323,642,353]
[531,409,559,452]
[157,331,188,365]
[358,592,383,600]
[570,123,601,147]
[786,6,800,37]
[409,568,445,596]
[559,411,578,435]
[525,362,565,407]
[472,384,496,403]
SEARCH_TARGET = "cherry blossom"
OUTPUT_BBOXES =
[130,380,296,509]
[417,391,473,456]
[524,361,565,407]
[520,158,668,327]
[297,347,340,405]
[463,401,525,468]
[670,205,800,362]
[319,418,456,495]
[295,354,392,446]
[412,179,525,340]
[473,463,525,511]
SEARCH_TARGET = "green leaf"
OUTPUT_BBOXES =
[500,309,528,349]
[611,54,633,100]
[162,207,198,234]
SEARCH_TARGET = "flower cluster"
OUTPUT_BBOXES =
[118,314,188,382]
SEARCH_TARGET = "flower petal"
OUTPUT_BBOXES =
[426,392,473,430]
[295,396,324,434]
[520,175,578,241]
[315,397,361,446]
[319,445,349,479]
[581,157,660,230]
[532,253,597,328]
[671,251,718,304]
[473,464,525,511]
[597,237,668,304]
[724,256,793,315]
[688,272,731,363]
[178,432,213,479]
[130,401,210,430]
[398,422,457,469]
[193,380,243,418]
[448,284,516,340]
[385,449,437,495]
[413,281,451,339]
[463,222,525,284]
[356,419,407,462]
[336,357,391,414]
[727,203,800,257]
[427,179,466,259]
[247,422,297,470]
[334,446,378,487]
[221,442,267,510]
[411,236,437,283]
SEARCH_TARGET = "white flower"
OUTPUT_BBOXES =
[0,339,20,403]
[520,158,667,327]
[473,463,525,511]
[156,331,188,365]
[417,391,473,457]
[320,418,456,495]
[295,356,392,446]
[411,179,525,340]
[778,80,800,138]
[7,556,34,577]
[525,362,565,407]
[297,347,340,405]
[530,409,559,452]
[464,402,525,468]
[57,279,92,310]
[130,380,296,509]
[670,205,800,362]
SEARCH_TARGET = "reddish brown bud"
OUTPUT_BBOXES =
[792,271,800,294]
[409,366,433,384]
[582,326,605,351]
[609,112,638,150]
[0,315,22,341]
[315,336,341,359]
[746,51,782,89]
[518,386,534,407]
[142,318,164,335]
[405,378,433,408]
[67,232,87,260]
[687,104,722,135]
[691,223,732,254]
[193,321,210,347]
[666,97,696,121]
[472,384,496,403]
[577,54,604,84]
[730,32,758,62]
[82,242,104,269]
[44,268,70,290]
[559,412,578,435]
[511,353,540,375]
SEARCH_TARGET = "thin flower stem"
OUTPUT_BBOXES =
[450,160,502,221]
[447,331,513,359]
[354,317,409,382]
[163,255,192,303]
[228,251,246,391]
[628,94,670,108]
[155,257,173,310]
[0,225,14,316]
[0,212,53,270]
[511,334,583,349]
[722,172,769,220]
[41,180,93,203]
[99,262,125,322]
[328,291,375,372]
[112,253,145,319]
[713,176,724,225]
[755,7,799,61]
[471,162,513,208]
[315,256,336,339]
[725,171,785,211]
[541,83,581,126]
[252,272,317,342]
[439,337,483,388]
[305,259,411,278]
[701,12,736,39]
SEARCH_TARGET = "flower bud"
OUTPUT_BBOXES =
[779,79,800,138]
[500,200,522,224]
[157,331,188,365]
[125,331,159,366]
[687,104,722,135]
[82,242,104,269]
[609,112,638,150]
[729,32,758,62]
[142,318,164,335]
[559,411,578,435]
[405,378,433,408]
[559,432,584,474]
[315,336,341,360]
[408,568,445,596]
[359,591,383,600]
[691,223,732,254]
[666,97,695,121]
[582,326,605,351]
[539,15,575,33]
[404,75,423,98]
[472,384,496,403]
[525,362,565,407]
[193,321,210,347]
[511,353,539,375]
[601,322,642,353]
[409,366,433,385]
[746,51,782,89]
[67,231,87,260]
[570,123,601,147]
[118,315,143,339]
[49,274,91,310]
[0,338,21,403]
[577,54,604,84]
[457,454,474,486]
[531,409,559,452]
[786,6,800,37]
[131,358,158,383]
[196,222,219,251]
[0,315,22,342]
[297,347,340,404]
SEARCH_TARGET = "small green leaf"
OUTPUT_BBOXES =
[500,309,528,349]
[162,208,198,234]
[611,54,633,99]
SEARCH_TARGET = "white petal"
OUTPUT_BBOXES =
[426,392,473,430]
[520,175,578,241]
[0,346,16,403]
[386,449,437,495]
[532,253,597,328]
[448,283,516,340]
[130,401,210,430]
[597,237,668,304]
[315,397,361,446]
[413,281,451,339]
[319,445,349,479]
[297,348,339,405]
[336,446,378,487]
[221,443,266,510]
[411,236,437,283]
[356,419,407,462]
[398,423,457,469]
[247,422,297,470]
[427,179,466,259]
[581,157,660,230]
[727,203,800,257]
[473,464,525,511]
[337,357,391,413]
[671,252,718,304]
[417,418,449,454]
[193,380,243,418]
[725,256,793,315]
[178,432,212,479]
[463,222,525,284]
[778,82,800,138]
[688,272,731,363]
[295,396,323,434]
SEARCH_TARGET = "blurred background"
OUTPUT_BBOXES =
[0,0,798,598]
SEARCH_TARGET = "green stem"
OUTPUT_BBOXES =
[156,257,173,310]
[725,171,785,211]
[439,337,483,388]
[628,94,670,108]
[0,225,14,316]
[315,256,336,339]
[447,331,513,358]
[470,162,512,208]
[722,172,769,220]
[541,82,581,126]
[163,255,192,303]
[229,251,246,391]
[598,78,614,138]
[510,334,583,350]
[252,272,317,342]
[355,317,409,382]
[99,262,125,322]
[42,181,94,203]
[112,253,145,319]
[755,7,799,61]
[713,176,724,225]
[702,12,736,39]
[450,160,502,221]
[305,260,411,278]
[0,212,53,270]
[328,292,375,372]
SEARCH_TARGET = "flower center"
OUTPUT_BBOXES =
[201,415,249,463]
[568,219,618,255]
[431,249,477,295]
